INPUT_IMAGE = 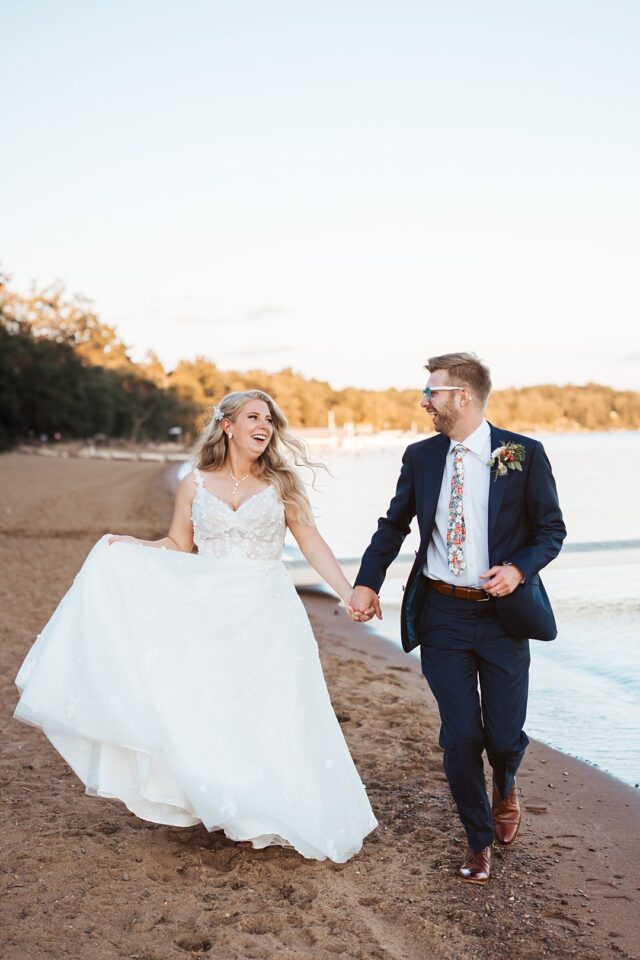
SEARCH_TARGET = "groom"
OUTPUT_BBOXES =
[349,353,566,883]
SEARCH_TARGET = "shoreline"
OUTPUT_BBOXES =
[301,592,640,958]
[1,452,638,960]
[304,592,640,803]
[345,594,640,791]
[11,424,640,462]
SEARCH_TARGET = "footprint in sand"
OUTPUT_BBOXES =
[96,821,121,835]
[175,935,212,953]
[279,881,318,908]
[209,847,241,873]
[239,912,317,947]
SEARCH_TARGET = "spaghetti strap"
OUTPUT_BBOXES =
[192,466,204,487]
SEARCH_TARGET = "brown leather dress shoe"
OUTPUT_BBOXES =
[459,846,491,884]
[492,780,521,846]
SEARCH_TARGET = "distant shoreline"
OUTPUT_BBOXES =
[12,424,640,463]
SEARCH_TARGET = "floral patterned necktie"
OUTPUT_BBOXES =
[447,443,466,576]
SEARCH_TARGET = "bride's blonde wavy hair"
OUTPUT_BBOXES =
[193,389,322,524]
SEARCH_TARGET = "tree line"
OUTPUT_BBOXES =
[1,273,638,451]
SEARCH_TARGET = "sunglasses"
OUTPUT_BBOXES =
[422,386,465,401]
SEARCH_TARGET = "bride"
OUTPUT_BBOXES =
[14,389,378,862]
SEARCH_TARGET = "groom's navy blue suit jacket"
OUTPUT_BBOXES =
[354,424,567,652]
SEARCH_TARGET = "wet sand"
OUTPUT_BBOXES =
[1,452,638,960]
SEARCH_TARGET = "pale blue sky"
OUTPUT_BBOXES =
[2,1,639,390]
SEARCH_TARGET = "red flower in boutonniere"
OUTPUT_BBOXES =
[488,441,526,481]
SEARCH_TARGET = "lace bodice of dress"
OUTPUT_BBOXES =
[191,467,285,560]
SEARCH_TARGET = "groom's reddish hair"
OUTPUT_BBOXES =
[425,352,492,406]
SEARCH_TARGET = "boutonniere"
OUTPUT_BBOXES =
[488,441,526,481]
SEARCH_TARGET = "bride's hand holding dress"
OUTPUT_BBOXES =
[106,470,199,551]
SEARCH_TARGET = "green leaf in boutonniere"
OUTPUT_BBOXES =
[487,441,526,481]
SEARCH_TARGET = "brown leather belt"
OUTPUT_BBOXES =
[426,579,491,602]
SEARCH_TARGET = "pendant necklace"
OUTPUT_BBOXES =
[229,471,250,497]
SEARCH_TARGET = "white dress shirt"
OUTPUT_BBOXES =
[423,419,491,588]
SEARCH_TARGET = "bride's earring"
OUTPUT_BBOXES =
[227,432,233,440]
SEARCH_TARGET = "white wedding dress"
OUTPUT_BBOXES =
[14,467,378,862]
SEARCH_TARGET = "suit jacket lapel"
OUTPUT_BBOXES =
[488,422,508,542]
[421,433,449,538]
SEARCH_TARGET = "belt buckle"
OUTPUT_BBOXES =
[454,584,489,602]
[459,584,490,602]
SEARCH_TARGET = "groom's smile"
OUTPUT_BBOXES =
[422,392,457,437]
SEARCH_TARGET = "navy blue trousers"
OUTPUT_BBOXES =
[419,589,530,852]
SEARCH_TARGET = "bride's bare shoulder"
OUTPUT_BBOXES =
[198,466,224,476]
[177,465,223,497]
[177,468,207,498]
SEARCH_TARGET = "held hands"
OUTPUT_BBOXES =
[479,564,524,598]
[346,586,383,623]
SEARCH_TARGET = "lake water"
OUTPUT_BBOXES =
[297,431,640,789]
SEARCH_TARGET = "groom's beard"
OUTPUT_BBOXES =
[430,399,458,437]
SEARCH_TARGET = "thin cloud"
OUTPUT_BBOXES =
[174,307,287,327]
[244,306,287,323]
[174,314,230,326]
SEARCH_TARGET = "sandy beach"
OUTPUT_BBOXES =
[1,452,638,960]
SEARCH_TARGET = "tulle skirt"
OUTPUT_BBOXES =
[14,537,377,862]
